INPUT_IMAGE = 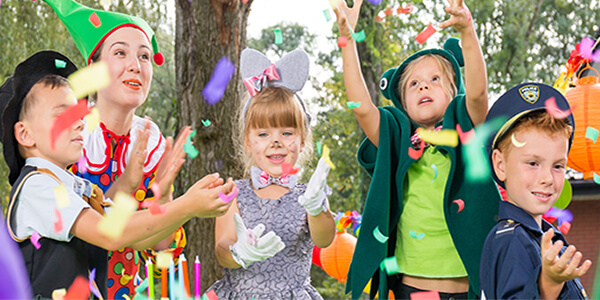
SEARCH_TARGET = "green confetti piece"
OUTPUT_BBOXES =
[184,130,199,159]
[55,59,67,69]
[346,101,361,109]
[201,119,211,127]
[553,178,572,209]
[464,117,505,182]
[431,164,438,182]
[273,28,283,45]
[323,9,332,22]
[594,173,600,185]
[316,141,322,156]
[586,126,599,143]
[134,250,139,265]
[134,277,148,294]
[351,29,366,42]
[373,226,388,243]
[380,257,402,275]
[409,230,425,240]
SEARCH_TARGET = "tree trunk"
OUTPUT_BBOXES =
[175,0,251,294]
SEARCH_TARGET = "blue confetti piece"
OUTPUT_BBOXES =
[202,56,235,105]
[366,0,383,4]
[351,30,366,42]
[594,173,600,185]
[431,164,438,182]
[409,230,425,240]
[323,9,332,22]
[586,126,599,143]
[89,269,102,299]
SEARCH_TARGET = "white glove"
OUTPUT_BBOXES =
[229,213,285,269]
[298,157,332,216]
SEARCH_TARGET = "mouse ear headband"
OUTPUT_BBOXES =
[240,48,311,123]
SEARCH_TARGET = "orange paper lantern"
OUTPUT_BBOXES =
[320,231,356,283]
[565,66,600,180]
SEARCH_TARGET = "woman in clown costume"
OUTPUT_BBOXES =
[43,1,225,298]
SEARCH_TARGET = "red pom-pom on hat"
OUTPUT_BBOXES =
[153,52,164,66]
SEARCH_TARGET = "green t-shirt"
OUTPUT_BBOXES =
[396,146,467,277]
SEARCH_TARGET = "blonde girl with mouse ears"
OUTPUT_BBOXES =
[207,48,336,299]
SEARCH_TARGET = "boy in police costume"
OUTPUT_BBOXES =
[480,82,591,299]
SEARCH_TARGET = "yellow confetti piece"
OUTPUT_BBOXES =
[100,0,111,8]
[321,145,336,169]
[511,133,526,148]
[52,288,67,300]
[416,128,458,147]
[328,0,342,9]
[67,62,110,99]
[85,107,100,133]
[53,184,69,208]
[156,251,173,269]
[97,192,137,239]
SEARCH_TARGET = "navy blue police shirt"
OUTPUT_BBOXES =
[480,200,588,299]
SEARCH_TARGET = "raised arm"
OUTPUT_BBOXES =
[335,0,382,146]
[440,0,488,126]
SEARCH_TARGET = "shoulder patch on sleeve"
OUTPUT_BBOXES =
[495,219,519,236]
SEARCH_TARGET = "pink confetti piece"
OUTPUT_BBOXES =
[141,199,166,215]
[579,37,600,62]
[281,163,299,176]
[456,124,474,144]
[218,186,239,203]
[544,97,572,119]
[51,99,90,150]
[54,207,63,233]
[150,182,162,200]
[337,36,347,48]
[65,276,90,299]
[202,57,235,105]
[411,290,440,300]
[452,199,465,213]
[31,231,41,249]
[242,0,248,3]
[415,23,436,44]
[558,221,571,235]
[408,140,425,160]
[89,12,101,28]
[77,156,88,174]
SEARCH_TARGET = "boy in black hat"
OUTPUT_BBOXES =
[0,51,236,298]
[480,82,591,299]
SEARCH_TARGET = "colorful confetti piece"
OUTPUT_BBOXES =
[52,289,67,300]
[141,199,166,215]
[68,62,110,99]
[321,145,336,169]
[372,226,388,243]
[184,130,199,159]
[281,162,299,176]
[453,199,465,213]
[156,251,173,269]
[77,156,88,174]
[408,140,425,160]
[409,230,425,240]
[380,257,401,275]
[323,9,332,22]
[544,207,573,224]
[430,164,438,182]
[554,178,572,209]
[31,231,41,249]
[51,99,90,150]
[97,192,137,239]
[586,126,599,143]
[89,12,101,28]
[201,119,211,127]
[415,23,436,44]
[89,269,101,299]
[463,117,505,182]
[511,133,526,148]
[54,184,69,208]
[54,207,63,233]
[202,56,235,105]
[545,97,572,119]
[273,28,283,45]
[351,30,366,43]
[367,0,382,4]
[100,0,111,7]
[411,290,440,300]
[594,173,600,185]
[559,221,571,235]
[205,290,219,300]
[346,101,361,109]
[55,59,67,69]
[150,182,161,200]
[85,107,100,133]
[579,37,600,62]
[328,0,342,9]
[218,186,239,203]
[316,141,322,156]
[456,124,474,144]
[65,276,90,300]
[416,128,458,147]
[337,36,347,48]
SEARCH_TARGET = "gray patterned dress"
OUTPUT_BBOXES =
[208,179,322,299]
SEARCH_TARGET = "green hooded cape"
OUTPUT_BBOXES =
[345,47,500,299]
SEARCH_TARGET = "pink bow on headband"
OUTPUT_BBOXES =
[243,64,280,97]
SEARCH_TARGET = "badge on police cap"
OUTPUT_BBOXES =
[518,84,540,104]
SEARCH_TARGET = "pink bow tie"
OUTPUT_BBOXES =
[243,64,280,97]
[251,166,296,189]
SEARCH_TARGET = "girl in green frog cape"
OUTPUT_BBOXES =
[335,0,500,299]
